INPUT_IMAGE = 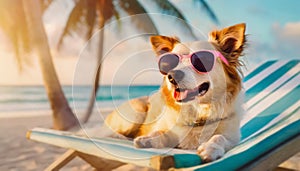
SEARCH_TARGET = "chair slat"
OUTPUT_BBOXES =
[245,60,299,102]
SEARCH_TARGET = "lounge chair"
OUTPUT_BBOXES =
[26,59,300,170]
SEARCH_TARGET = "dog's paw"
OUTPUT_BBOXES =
[197,142,225,162]
[134,136,154,148]
[197,134,229,162]
[134,131,167,148]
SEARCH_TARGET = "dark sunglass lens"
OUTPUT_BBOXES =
[191,51,214,72]
[158,54,179,75]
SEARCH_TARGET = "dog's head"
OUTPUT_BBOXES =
[150,23,246,107]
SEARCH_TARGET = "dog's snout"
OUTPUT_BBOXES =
[168,70,184,85]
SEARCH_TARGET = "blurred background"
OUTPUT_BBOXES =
[0,1,299,170]
[1,0,299,86]
[0,0,299,123]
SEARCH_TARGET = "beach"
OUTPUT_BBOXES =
[0,111,299,171]
[0,114,91,171]
[0,111,158,171]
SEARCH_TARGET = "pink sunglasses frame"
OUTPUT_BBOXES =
[158,50,228,74]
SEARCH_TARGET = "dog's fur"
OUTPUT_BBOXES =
[104,23,246,162]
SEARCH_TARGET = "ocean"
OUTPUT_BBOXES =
[0,85,160,116]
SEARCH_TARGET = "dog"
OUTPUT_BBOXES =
[104,23,246,162]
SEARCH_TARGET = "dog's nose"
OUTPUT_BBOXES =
[167,70,184,85]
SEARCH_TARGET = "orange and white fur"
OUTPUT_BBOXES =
[104,23,246,162]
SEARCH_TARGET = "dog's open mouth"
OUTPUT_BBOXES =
[174,82,210,103]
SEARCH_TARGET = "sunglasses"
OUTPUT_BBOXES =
[158,50,228,75]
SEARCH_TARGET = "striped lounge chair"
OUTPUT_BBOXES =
[26,60,300,170]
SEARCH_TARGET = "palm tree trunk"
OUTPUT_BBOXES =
[23,0,78,130]
[82,18,105,123]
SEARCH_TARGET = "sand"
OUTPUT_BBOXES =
[0,113,299,171]
[0,115,91,171]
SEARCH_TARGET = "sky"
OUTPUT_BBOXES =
[0,0,299,85]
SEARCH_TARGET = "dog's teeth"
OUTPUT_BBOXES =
[199,90,206,96]
[199,91,203,96]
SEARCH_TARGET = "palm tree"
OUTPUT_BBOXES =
[0,0,78,130]
[57,0,160,123]
[57,0,219,123]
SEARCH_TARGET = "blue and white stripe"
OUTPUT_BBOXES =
[241,60,299,139]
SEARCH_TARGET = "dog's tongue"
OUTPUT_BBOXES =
[174,90,189,101]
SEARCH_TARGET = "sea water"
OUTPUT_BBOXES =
[0,85,160,115]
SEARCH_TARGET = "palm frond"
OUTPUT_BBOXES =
[194,0,219,24]
[152,0,187,21]
[84,0,97,41]
[19,0,32,54]
[0,0,33,70]
[57,0,119,49]
[119,0,158,34]
[151,0,197,38]
[57,0,86,50]
[97,0,115,22]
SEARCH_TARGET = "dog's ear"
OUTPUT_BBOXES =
[150,36,180,56]
[209,23,246,54]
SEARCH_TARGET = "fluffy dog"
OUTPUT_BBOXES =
[104,23,246,162]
